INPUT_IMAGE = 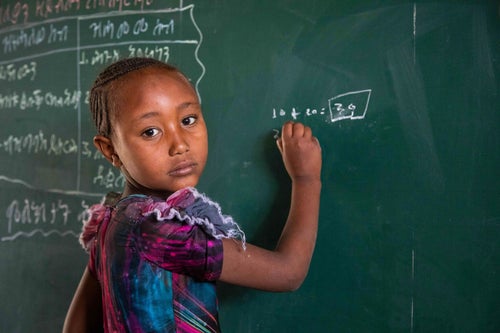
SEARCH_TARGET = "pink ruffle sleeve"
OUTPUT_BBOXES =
[79,204,111,252]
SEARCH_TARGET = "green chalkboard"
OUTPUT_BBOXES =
[0,1,499,332]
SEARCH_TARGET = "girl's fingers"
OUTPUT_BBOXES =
[302,124,312,139]
[279,121,317,144]
[290,122,313,139]
[281,121,294,138]
[291,122,305,137]
[276,137,283,153]
[282,121,307,138]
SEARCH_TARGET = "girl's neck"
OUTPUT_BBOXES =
[121,183,174,201]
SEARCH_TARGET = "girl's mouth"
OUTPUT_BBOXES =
[168,161,197,177]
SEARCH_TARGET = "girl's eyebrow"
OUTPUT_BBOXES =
[137,111,160,120]
[177,102,201,110]
[136,102,201,120]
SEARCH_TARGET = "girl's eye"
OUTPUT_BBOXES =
[142,128,160,137]
[181,115,197,126]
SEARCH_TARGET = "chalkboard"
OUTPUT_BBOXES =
[1,1,499,332]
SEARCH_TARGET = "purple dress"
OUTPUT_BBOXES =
[80,187,245,333]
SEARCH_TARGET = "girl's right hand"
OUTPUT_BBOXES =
[220,121,322,291]
[276,121,322,183]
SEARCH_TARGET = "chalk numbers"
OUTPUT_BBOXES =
[333,102,356,117]
[272,89,372,124]
[272,106,327,120]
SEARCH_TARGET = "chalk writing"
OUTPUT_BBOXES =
[0,131,78,156]
[152,18,174,36]
[47,24,68,43]
[5,198,70,234]
[2,23,70,54]
[0,130,108,160]
[87,16,157,40]
[89,19,116,39]
[82,0,154,13]
[0,2,30,26]
[116,20,131,39]
[93,164,126,189]
[0,4,204,241]
[0,0,155,28]
[1,197,95,242]
[273,106,327,120]
[87,16,176,41]
[128,44,170,62]
[0,89,81,110]
[81,140,105,160]
[79,49,120,65]
[0,175,102,241]
[0,61,36,81]
[79,44,170,66]
[35,0,81,19]
[2,26,46,53]
[272,89,372,123]
[328,89,372,123]
[132,17,149,35]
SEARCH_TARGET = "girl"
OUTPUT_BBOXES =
[64,57,322,333]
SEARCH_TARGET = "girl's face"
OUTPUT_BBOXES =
[109,67,208,198]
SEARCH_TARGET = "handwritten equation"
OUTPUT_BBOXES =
[272,89,372,123]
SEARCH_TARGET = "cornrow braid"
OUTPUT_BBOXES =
[89,57,180,137]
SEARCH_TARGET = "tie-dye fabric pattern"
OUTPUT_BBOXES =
[80,187,244,333]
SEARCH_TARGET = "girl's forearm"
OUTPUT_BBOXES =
[275,178,321,289]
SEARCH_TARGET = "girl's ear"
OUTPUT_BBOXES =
[93,135,122,167]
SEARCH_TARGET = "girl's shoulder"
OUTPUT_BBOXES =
[79,199,113,252]
[131,187,246,245]
[78,187,246,248]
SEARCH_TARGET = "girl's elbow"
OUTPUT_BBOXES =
[280,271,308,292]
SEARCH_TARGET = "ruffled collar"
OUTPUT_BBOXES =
[80,187,245,251]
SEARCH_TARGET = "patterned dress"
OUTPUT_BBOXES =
[80,187,245,333]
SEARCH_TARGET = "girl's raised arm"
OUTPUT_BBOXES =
[220,121,322,291]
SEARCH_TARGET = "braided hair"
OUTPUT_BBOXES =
[89,57,184,137]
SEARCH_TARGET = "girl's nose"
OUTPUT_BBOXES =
[168,131,190,156]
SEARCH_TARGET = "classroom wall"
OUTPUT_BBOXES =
[0,1,498,332]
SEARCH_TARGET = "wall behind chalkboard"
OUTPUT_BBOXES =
[0,1,498,332]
